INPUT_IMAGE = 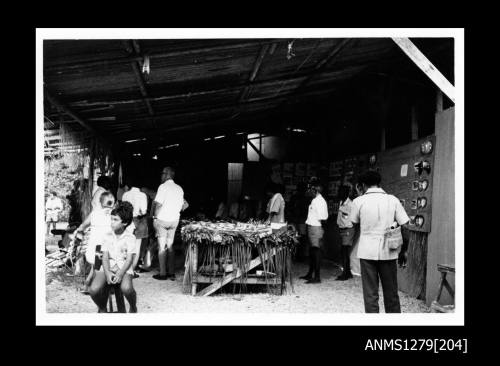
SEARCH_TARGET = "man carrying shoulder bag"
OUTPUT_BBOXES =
[349,170,410,313]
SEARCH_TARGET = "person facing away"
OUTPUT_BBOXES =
[265,183,286,224]
[122,176,149,278]
[91,175,112,210]
[152,166,185,281]
[300,182,329,284]
[348,170,410,313]
[46,191,64,236]
[336,185,355,281]
[88,201,138,313]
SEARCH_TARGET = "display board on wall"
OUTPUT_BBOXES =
[377,135,436,233]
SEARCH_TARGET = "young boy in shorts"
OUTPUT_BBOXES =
[88,201,138,313]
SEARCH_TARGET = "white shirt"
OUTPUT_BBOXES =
[336,198,354,229]
[85,208,113,264]
[266,193,286,223]
[46,197,63,211]
[102,229,137,275]
[349,187,410,261]
[122,187,148,217]
[305,194,329,226]
[154,179,184,222]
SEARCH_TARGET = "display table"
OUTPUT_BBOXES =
[181,221,298,296]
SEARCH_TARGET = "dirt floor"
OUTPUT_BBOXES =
[45,245,430,313]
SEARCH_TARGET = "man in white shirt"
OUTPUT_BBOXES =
[300,182,328,284]
[152,167,185,280]
[46,191,63,236]
[266,183,286,224]
[122,177,149,277]
[349,170,410,313]
[336,185,355,281]
[88,201,138,313]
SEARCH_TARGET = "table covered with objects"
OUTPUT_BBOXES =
[181,220,298,296]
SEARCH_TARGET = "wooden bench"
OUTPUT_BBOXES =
[430,264,455,313]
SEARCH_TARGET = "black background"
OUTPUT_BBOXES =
[4,5,481,361]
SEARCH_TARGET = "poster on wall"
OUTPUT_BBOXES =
[270,163,283,184]
[282,163,294,178]
[295,162,306,177]
[329,161,343,177]
[328,180,341,197]
[306,163,318,177]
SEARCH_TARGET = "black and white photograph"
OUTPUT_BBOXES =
[36,28,463,326]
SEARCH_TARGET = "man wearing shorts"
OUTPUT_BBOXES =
[336,185,355,281]
[46,191,63,236]
[300,182,329,284]
[122,176,148,278]
[152,167,184,281]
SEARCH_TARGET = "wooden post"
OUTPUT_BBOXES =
[411,105,419,141]
[190,243,198,296]
[436,89,444,113]
[380,125,386,152]
[392,38,455,103]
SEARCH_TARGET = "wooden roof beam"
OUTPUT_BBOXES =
[124,40,156,129]
[239,43,272,102]
[392,37,455,103]
[45,40,280,71]
[44,90,109,145]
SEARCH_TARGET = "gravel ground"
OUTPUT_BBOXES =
[46,258,430,314]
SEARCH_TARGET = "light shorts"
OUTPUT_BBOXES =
[339,227,356,246]
[46,212,59,222]
[153,219,179,241]
[307,225,324,248]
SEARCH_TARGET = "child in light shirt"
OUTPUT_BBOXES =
[76,191,116,292]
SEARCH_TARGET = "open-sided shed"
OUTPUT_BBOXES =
[43,35,456,307]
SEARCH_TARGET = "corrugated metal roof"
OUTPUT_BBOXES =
[43,37,452,146]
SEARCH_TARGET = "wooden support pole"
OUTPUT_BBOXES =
[436,89,444,112]
[392,38,455,103]
[247,138,266,161]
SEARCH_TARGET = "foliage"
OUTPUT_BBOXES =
[44,154,84,222]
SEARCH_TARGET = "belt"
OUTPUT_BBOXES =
[339,227,353,231]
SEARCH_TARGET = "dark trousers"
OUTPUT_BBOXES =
[340,245,352,275]
[360,259,401,313]
[307,247,321,279]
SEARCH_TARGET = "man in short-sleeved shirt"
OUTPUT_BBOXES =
[152,166,185,280]
[349,170,410,313]
[300,183,328,284]
[122,180,149,276]
[46,191,63,235]
[266,184,286,224]
[88,201,138,313]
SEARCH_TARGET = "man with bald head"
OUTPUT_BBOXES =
[152,167,185,280]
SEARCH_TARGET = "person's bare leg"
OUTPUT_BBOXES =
[88,271,109,312]
[166,240,175,277]
[120,274,137,313]
[132,238,142,270]
[157,236,167,276]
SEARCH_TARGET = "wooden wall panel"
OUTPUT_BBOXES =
[426,107,455,306]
